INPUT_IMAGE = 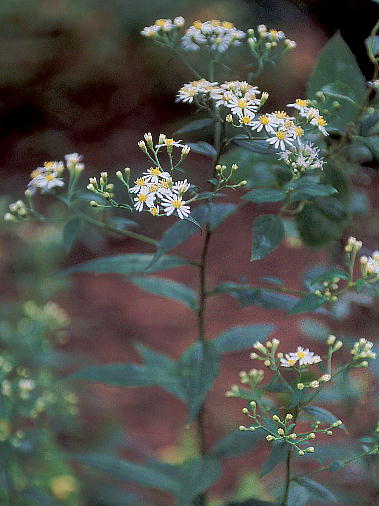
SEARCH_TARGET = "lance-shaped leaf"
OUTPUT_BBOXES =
[260,441,290,477]
[303,405,346,429]
[62,217,82,252]
[295,477,337,504]
[62,253,189,276]
[213,324,275,354]
[129,276,198,311]
[233,138,274,154]
[251,215,284,260]
[175,118,214,134]
[210,428,265,459]
[288,294,327,315]
[178,341,220,422]
[243,188,286,203]
[186,141,217,158]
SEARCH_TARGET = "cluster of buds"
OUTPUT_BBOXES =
[250,338,280,369]
[247,25,296,55]
[64,153,85,174]
[212,163,246,192]
[239,368,264,385]
[296,374,331,391]
[141,17,185,38]
[87,172,115,203]
[313,277,340,302]
[351,338,377,367]
[326,334,343,352]
[4,200,30,222]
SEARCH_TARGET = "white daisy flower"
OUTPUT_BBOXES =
[172,179,191,194]
[293,347,322,366]
[266,29,286,41]
[161,193,190,219]
[287,98,309,113]
[133,188,155,212]
[228,96,258,118]
[280,354,299,367]
[266,130,295,150]
[155,138,187,150]
[129,176,148,193]
[250,114,276,133]
[142,167,171,183]
[310,114,329,136]
[28,171,65,193]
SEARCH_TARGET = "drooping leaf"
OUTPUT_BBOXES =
[210,428,265,459]
[287,483,310,506]
[260,442,290,477]
[353,135,379,162]
[299,319,330,340]
[71,454,180,494]
[62,217,82,252]
[233,139,274,154]
[129,276,198,311]
[213,324,275,354]
[243,188,286,203]
[186,141,217,158]
[251,215,284,260]
[62,254,189,276]
[288,294,326,315]
[303,405,345,428]
[106,217,138,230]
[308,32,366,131]
[295,477,337,504]
[208,203,237,231]
[178,341,220,421]
[175,118,214,134]
[175,457,221,504]
[288,181,337,201]
[213,282,298,312]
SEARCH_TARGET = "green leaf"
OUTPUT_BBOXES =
[295,197,350,247]
[295,477,337,504]
[365,35,379,57]
[106,217,138,230]
[62,217,82,252]
[175,118,214,134]
[213,282,297,311]
[260,442,290,477]
[233,139,274,154]
[299,319,330,340]
[66,363,183,397]
[251,215,284,260]
[130,276,198,311]
[310,268,349,285]
[288,294,326,315]
[186,141,217,158]
[228,500,278,506]
[213,324,275,354]
[353,135,379,162]
[287,483,310,506]
[175,457,221,504]
[289,181,337,201]
[243,188,286,203]
[178,341,220,421]
[308,32,366,131]
[210,428,265,459]
[208,203,237,231]
[71,454,180,494]
[303,405,345,428]
[62,254,189,276]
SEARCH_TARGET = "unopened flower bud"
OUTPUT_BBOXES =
[285,413,293,422]
[332,420,343,427]
[277,428,285,436]
[226,114,233,123]
[310,380,319,388]
[138,140,147,153]
[250,352,258,359]
[297,383,304,390]
[306,447,315,453]
[327,335,336,346]
[242,407,249,414]
[334,341,343,351]
[231,163,238,171]
[116,170,123,180]
[90,201,98,207]
[308,433,316,439]
[264,359,271,367]
[266,435,275,441]
[248,38,256,50]
[272,415,281,423]
[87,184,94,191]
[298,450,305,456]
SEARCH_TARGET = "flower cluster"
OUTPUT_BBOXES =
[246,25,296,59]
[279,140,324,177]
[176,79,220,104]
[181,20,245,53]
[141,17,185,38]
[360,250,379,277]
[280,346,322,368]
[87,171,115,200]
[27,160,65,194]
[4,199,29,222]
[129,168,191,219]
[351,338,377,365]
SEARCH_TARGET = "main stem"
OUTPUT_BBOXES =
[281,447,292,506]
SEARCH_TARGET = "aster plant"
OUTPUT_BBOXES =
[4,14,379,506]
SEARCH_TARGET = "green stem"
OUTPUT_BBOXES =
[281,447,293,506]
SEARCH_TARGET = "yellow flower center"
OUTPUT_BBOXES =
[222,21,234,29]
[45,173,55,181]
[161,180,170,189]
[149,207,159,216]
[284,120,294,129]
[149,184,159,192]
[237,99,248,108]
[172,200,182,209]
[297,351,306,359]
[295,126,304,136]
[240,116,251,124]
[138,194,148,202]
[135,178,145,186]
[288,359,297,366]
[188,89,197,96]
[210,20,221,27]
[30,169,42,178]
[275,111,287,119]
[259,116,269,125]
[150,167,161,175]
[44,162,55,168]
[193,20,203,29]
[165,139,175,146]
[317,116,327,126]
[276,131,286,140]
[155,19,166,27]
[296,99,308,107]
